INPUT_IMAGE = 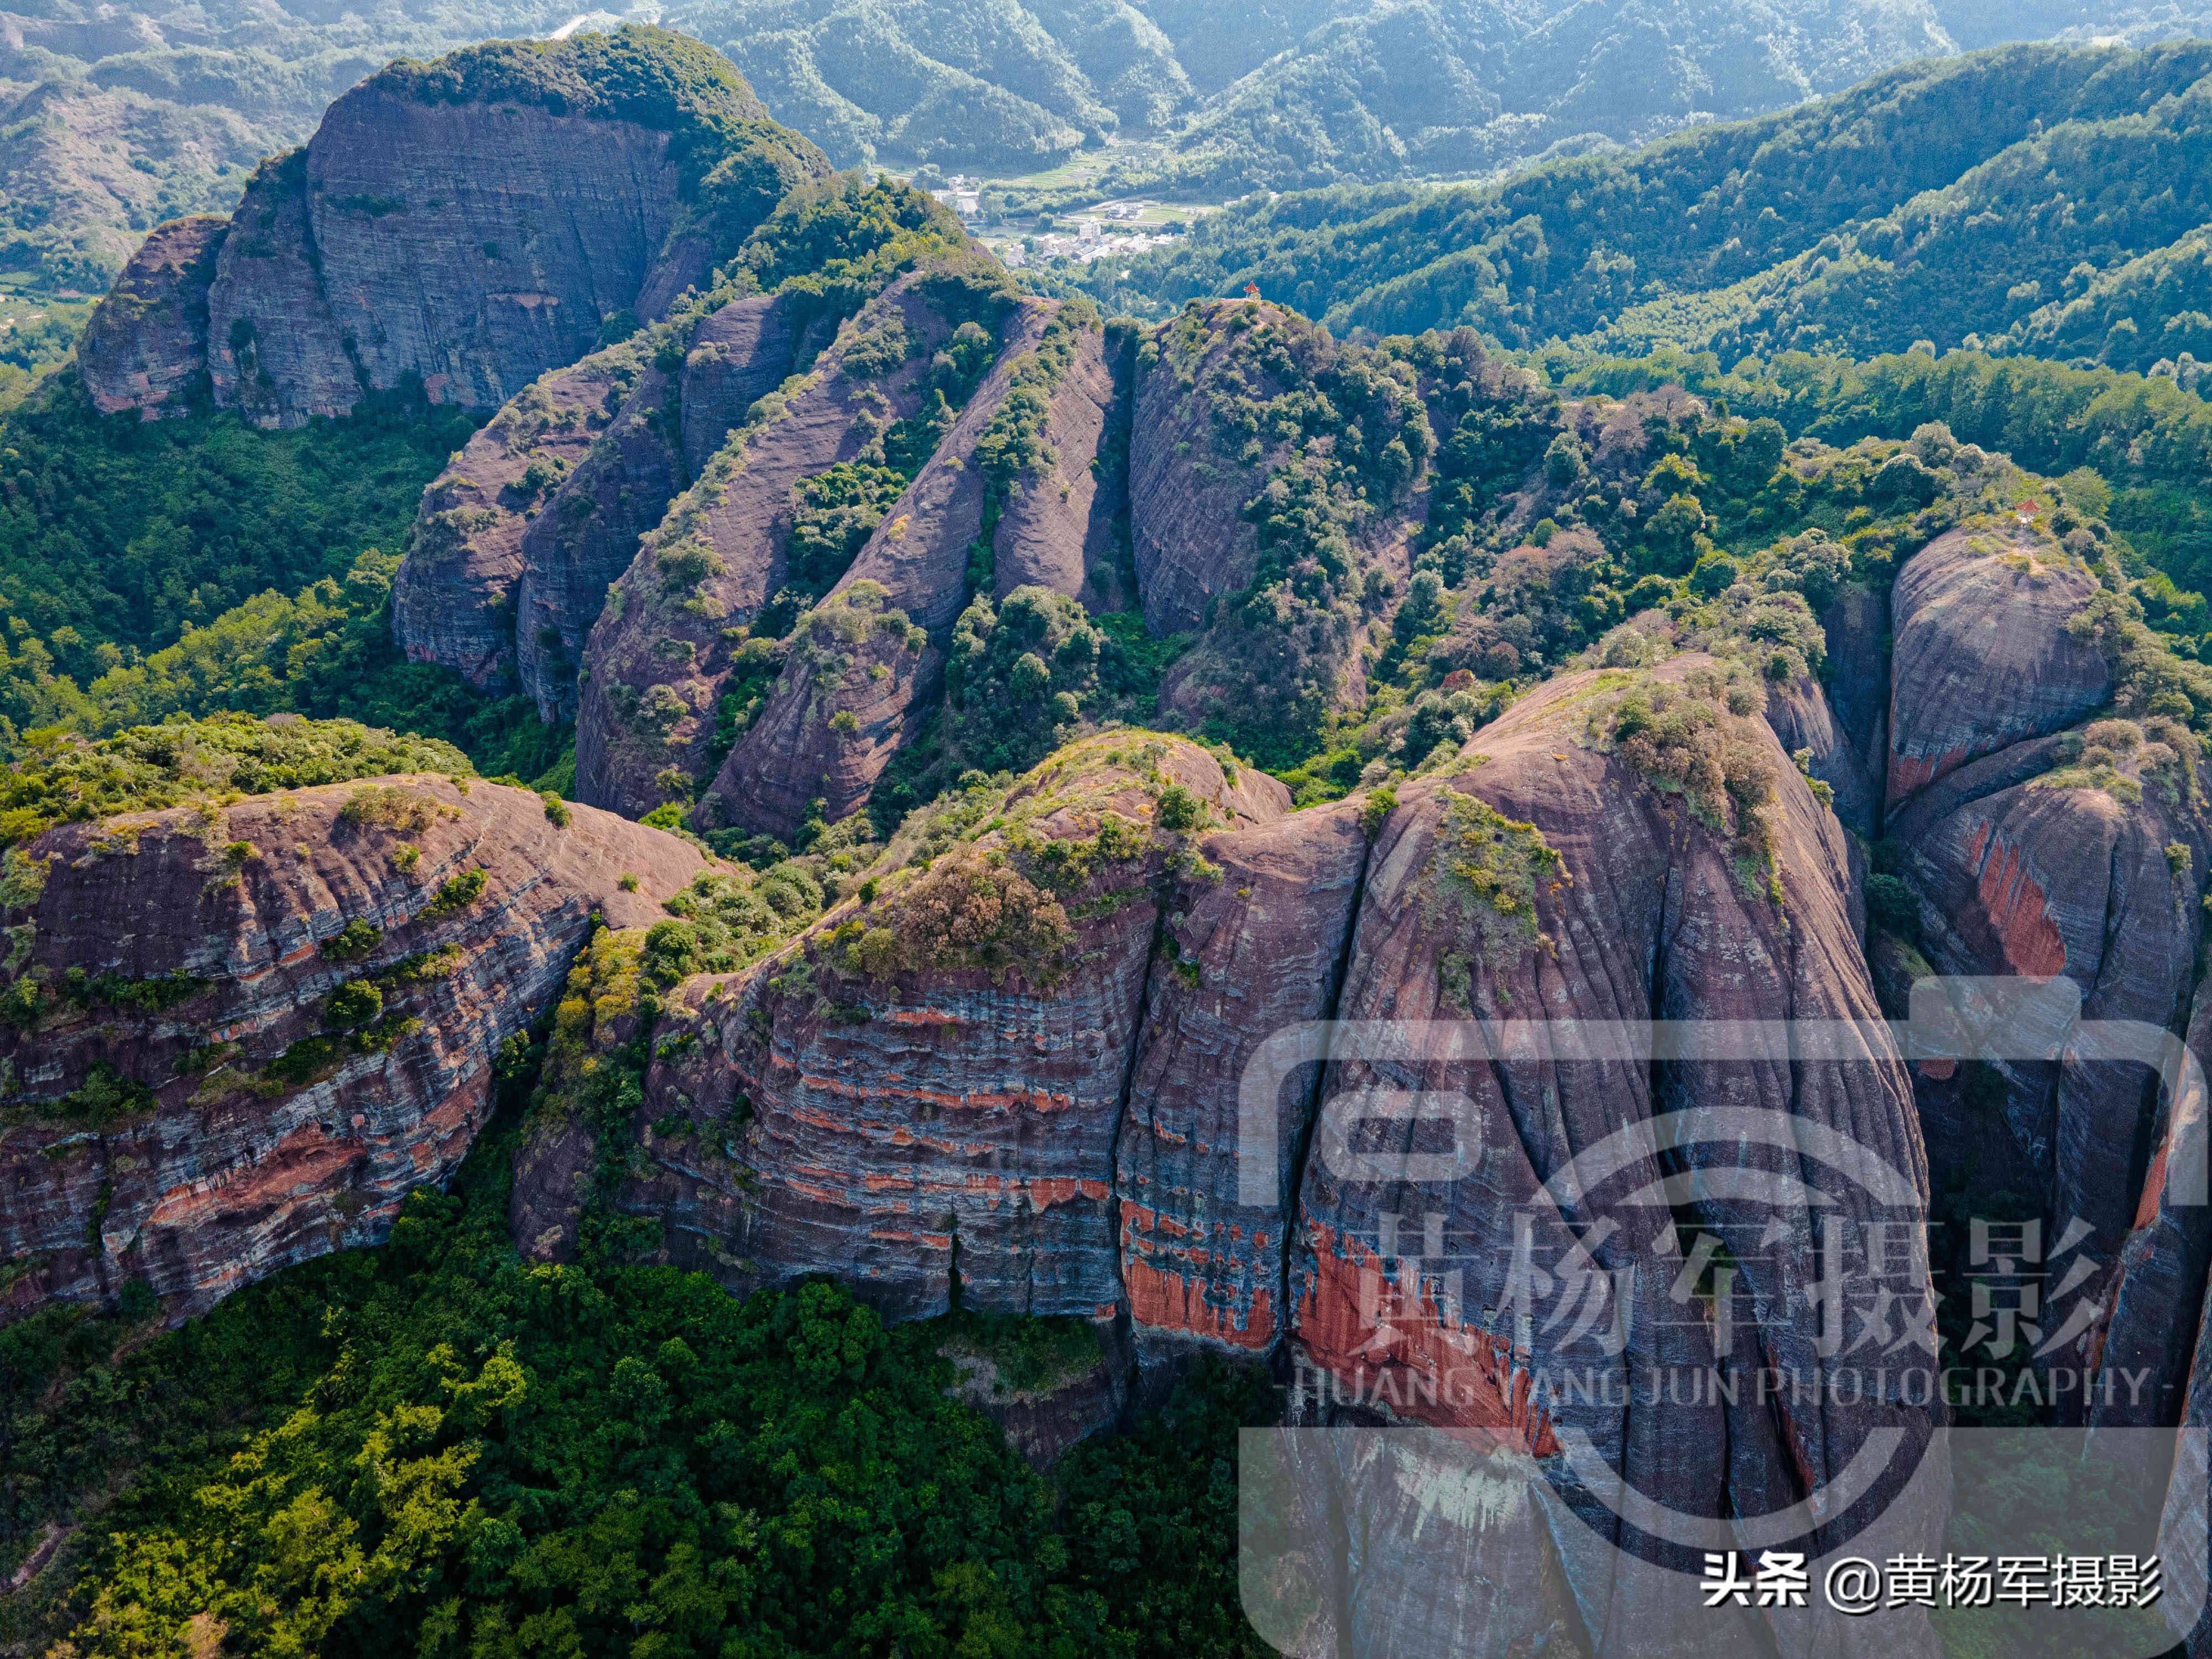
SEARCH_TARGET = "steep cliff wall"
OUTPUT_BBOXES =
[202,149,358,427]
[575,269,1016,821]
[1125,299,1286,634]
[1885,526,2113,808]
[597,734,1288,1318]
[0,773,706,1322]
[991,314,1126,608]
[1897,744,2208,1250]
[77,29,828,428]
[679,289,827,472]
[76,214,226,418]
[1876,531,2212,1363]
[1288,659,1936,1652]
[1117,796,1368,1363]
[697,297,1063,839]
[513,361,690,720]
[390,344,644,692]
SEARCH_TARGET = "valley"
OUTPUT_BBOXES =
[5,17,2212,1659]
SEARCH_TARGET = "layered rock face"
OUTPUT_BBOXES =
[77,29,827,428]
[573,276,961,817]
[0,776,705,1321]
[557,655,1934,1436]
[389,281,849,718]
[679,290,834,473]
[1289,661,1937,1655]
[390,346,643,693]
[299,92,691,413]
[72,133,2212,1624]
[1125,299,1285,634]
[429,273,1189,843]
[489,661,1943,1654]
[692,584,933,842]
[835,299,1058,635]
[512,361,688,719]
[76,214,226,416]
[696,298,1077,838]
[1885,526,2113,808]
[992,316,1127,608]
[1116,796,1368,1362]
[1867,531,2212,1408]
[2099,979,2212,1436]
[600,735,1292,1320]
[1893,734,2208,1260]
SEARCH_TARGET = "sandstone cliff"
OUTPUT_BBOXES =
[58,178,2212,1635]
[575,269,1020,821]
[600,734,1288,1320]
[1893,731,2208,1259]
[1125,299,1286,634]
[696,296,1070,839]
[1885,526,2113,808]
[679,289,833,473]
[77,29,828,428]
[0,771,706,1322]
[491,656,1943,1655]
[390,344,645,693]
[1867,529,2212,1396]
[75,214,226,417]
[1117,795,1368,1364]
[990,313,1128,610]
[513,360,690,720]
[1289,658,1937,1653]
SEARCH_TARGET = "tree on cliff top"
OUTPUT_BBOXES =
[379,25,826,192]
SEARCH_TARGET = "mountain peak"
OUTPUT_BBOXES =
[77,24,830,429]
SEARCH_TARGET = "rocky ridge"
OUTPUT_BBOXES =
[572,266,1009,820]
[390,343,648,694]
[77,28,829,428]
[51,82,2212,1639]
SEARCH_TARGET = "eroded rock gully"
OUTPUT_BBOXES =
[11,518,2212,1650]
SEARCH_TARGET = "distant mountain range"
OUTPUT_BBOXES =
[12,0,2212,303]
[0,0,589,294]
[681,0,2212,192]
[1091,38,2212,379]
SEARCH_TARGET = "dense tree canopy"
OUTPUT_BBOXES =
[1091,43,2212,373]
[0,1111,1269,1657]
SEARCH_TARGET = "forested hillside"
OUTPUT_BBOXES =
[24,22,2212,1659]
[681,0,1957,185]
[1093,39,2212,380]
[16,0,2212,322]
[657,0,2212,195]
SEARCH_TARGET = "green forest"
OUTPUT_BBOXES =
[0,382,568,786]
[1092,41,2212,377]
[0,1120,1270,1657]
[19,25,2212,1657]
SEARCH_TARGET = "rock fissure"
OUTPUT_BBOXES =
[1103,892,1176,1323]
[1275,820,1381,1361]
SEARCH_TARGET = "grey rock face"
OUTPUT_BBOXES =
[1126,298,1281,633]
[576,274,1013,822]
[514,361,690,721]
[77,214,227,417]
[1886,526,2112,808]
[391,346,641,693]
[0,778,706,1323]
[78,32,828,429]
